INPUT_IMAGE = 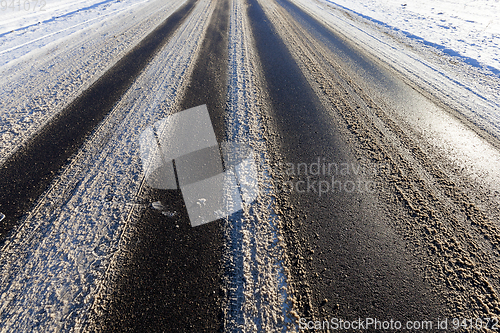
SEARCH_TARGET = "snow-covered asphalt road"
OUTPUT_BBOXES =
[1,0,500,331]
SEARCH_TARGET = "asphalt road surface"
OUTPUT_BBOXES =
[1,0,500,332]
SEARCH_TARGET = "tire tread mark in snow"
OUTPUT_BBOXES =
[94,0,230,331]
[0,0,196,240]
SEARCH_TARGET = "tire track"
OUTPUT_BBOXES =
[253,0,438,325]
[86,0,230,331]
[0,0,185,165]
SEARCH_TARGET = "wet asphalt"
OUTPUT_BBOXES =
[248,0,444,326]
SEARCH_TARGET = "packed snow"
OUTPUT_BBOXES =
[0,0,154,68]
[0,0,203,331]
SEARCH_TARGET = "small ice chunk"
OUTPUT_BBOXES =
[151,201,176,218]
[151,201,165,211]
[0,213,4,222]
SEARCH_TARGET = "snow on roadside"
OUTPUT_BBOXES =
[319,0,500,74]
[0,0,154,68]
[0,0,117,33]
